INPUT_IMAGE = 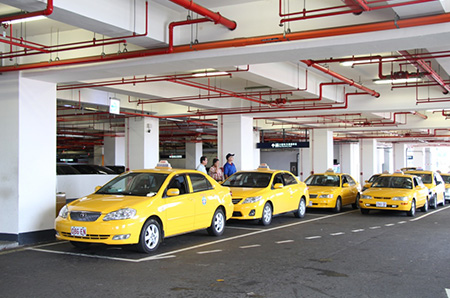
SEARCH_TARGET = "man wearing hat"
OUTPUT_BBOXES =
[223,153,237,179]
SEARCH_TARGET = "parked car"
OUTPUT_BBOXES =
[55,161,234,253]
[57,164,81,175]
[71,164,117,175]
[222,164,309,226]
[404,170,445,209]
[360,172,429,216]
[105,165,126,174]
[305,169,361,212]
[362,173,382,191]
[440,173,450,202]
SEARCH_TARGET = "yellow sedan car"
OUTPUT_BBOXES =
[305,170,361,212]
[360,172,429,216]
[440,173,450,202]
[55,161,234,253]
[362,174,382,191]
[222,164,309,226]
[404,170,445,209]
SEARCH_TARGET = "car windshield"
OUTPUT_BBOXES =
[222,172,272,188]
[441,175,450,184]
[96,172,168,196]
[368,174,380,183]
[410,173,432,184]
[372,176,413,189]
[305,175,340,187]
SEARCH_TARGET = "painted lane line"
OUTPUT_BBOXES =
[226,226,264,231]
[330,232,345,236]
[398,221,407,224]
[369,226,381,229]
[446,288,450,298]
[138,210,358,262]
[385,223,395,227]
[240,244,261,249]
[410,205,450,222]
[276,240,294,244]
[305,236,322,240]
[352,229,364,233]
[197,249,222,255]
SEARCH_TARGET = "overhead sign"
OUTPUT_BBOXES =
[109,98,121,115]
[257,142,309,149]
[160,154,185,159]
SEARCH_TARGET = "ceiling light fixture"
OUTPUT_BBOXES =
[340,57,396,67]
[373,77,422,84]
[192,71,229,77]
[4,15,47,25]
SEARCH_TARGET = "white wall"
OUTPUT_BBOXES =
[260,149,299,173]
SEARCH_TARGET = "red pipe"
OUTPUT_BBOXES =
[2,12,450,73]
[169,18,211,52]
[302,60,380,97]
[169,0,236,30]
[0,0,53,24]
[289,82,347,103]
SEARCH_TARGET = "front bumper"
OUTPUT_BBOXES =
[231,201,264,220]
[307,198,336,208]
[359,200,412,211]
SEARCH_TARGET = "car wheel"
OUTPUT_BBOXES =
[352,193,360,209]
[431,194,438,209]
[442,194,446,206]
[294,197,306,218]
[207,208,225,236]
[421,198,429,212]
[136,218,162,253]
[407,199,416,217]
[70,241,91,250]
[259,202,273,226]
[360,208,369,215]
[333,197,342,213]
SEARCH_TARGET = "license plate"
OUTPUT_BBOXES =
[71,226,87,237]
[376,201,387,208]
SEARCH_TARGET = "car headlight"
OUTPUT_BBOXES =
[362,195,372,200]
[392,196,408,201]
[243,196,262,204]
[58,205,69,219]
[103,208,137,221]
[319,194,333,198]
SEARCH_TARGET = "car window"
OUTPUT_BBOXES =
[441,175,450,184]
[368,174,379,183]
[345,175,355,186]
[372,176,412,189]
[189,174,213,192]
[305,175,340,187]
[410,173,432,184]
[282,173,298,185]
[96,172,168,196]
[341,175,348,186]
[166,174,189,196]
[222,172,272,188]
[273,173,284,186]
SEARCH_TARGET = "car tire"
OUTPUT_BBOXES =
[207,208,226,236]
[352,193,360,209]
[259,202,273,226]
[136,218,162,254]
[421,198,429,212]
[431,194,438,209]
[442,194,446,206]
[360,208,369,215]
[70,241,91,250]
[407,199,416,217]
[294,197,306,218]
[333,197,342,213]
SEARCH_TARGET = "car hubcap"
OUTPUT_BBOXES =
[145,224,159,249]
[214,212,224,232]
[411,202,415,215]
[263,205,272,222]
[299,200,306,215]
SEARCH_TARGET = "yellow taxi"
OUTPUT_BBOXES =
[362,173,382,191]
[404,170,445,209]
[440,173,450,202]
[55,161,234,253]
[359,172,429,216]
[222,164,309,226]
[305,170,361,212]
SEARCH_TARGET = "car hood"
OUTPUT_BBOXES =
[363,188,411,197]
[68,194,151,213]
[307,186,339,194]
[229,187,266,198]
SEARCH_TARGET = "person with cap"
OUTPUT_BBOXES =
[196,156,208,174]
[208,158,224,182]
[223,153,236,179]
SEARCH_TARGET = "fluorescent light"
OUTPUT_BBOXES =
[192,71,229,77]
[341,57,396,67]
[5,15,47,25]
[373,77,422,84]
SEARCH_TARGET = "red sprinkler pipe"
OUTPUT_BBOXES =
[169,0,236,30]
[0,0,53,24]
[169,18,211,52]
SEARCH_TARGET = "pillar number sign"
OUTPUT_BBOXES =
[109,98,121,115]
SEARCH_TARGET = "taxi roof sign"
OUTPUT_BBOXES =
[257,163,270,170]
[393,170,404,175]
[325,168,334,173]
[156,160,172,169]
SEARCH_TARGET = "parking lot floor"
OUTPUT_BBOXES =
[1,205,450,298]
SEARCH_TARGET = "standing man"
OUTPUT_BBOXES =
[196,156,208,174]
[223,153,237,179]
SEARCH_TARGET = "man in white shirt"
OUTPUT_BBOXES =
[196,156,208,174]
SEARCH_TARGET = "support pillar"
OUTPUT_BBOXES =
[310,129,333,173]
[360,139,378,183]
[0,74,56,244]
[253,129,260,169]
[393,143,408,171]
[93,145,103,165]
[125,117,159,170]
[185,142,203,170]
[104,136,125,166]
[340,143,360,179]
[383,147,392,173]
[424,148,432,171]
[299,148,312,180]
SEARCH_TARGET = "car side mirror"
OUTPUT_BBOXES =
[343,183,349,187]
[273,183,284,189]
[167,188,180,196]
[365,180,369,183]
[95,186,101,192]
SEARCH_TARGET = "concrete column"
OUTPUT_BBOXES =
[393,143,407,171]
[125,117,159,170]
[218,115,254,171]
[104,136,125,166]
[253,129,260,169]
[299,148,312,181]
[185,142,202,170]
[0,74,56,244]
[424,147,432,171]
[340,143,360,179]
[310,129,333,173]
[383,147,393,173]
[360,139,378,182]
[93,145,104,165]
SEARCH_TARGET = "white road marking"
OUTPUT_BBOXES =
[398,221,407,224]
[369,226,381,229]
[352,229,364,233]
[276,240,294,244]
[445,288,450,298]
[226,226,264,231]
[197,249,222,255]
[240,244,261,249]
[410,205,450,222]
[385,223,395,227]
[330,232,345,236]
[305,236,322,240]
